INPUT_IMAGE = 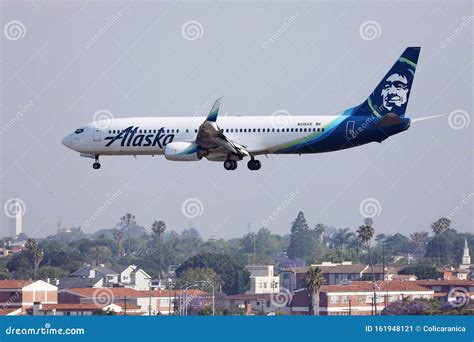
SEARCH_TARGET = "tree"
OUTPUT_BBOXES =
[357,223,377,314]
[333,228,355,249]
[120,213,136,255]
[24,239,43,279]
[175,267,222,292]
[287,212,322,261]
[410,232,430,258]
[431,217,451,264]
[302,267,325,315]
[176,253,250,295]
[151,220,166,275]
[38,266,68,280]
[382,299,432,315]
[112,229,124,257]
[313,223,327,243]
[399,265,441,280]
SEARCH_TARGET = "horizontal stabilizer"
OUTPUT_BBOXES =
[377,113,405,127]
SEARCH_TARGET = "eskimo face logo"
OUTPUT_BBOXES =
[381,73,409,111]
[104,126,174,148]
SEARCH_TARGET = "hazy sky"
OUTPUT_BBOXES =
[1,0,472,240]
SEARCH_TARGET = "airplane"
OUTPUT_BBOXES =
[62,47,443,171]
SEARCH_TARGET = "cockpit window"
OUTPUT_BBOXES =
[74,128,84,134]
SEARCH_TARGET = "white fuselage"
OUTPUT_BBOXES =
[62,115,340,157]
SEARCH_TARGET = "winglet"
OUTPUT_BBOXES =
[206,97,222,122]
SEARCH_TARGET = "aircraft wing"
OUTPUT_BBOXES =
[195,98,250,157]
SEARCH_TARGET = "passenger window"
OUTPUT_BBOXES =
[177,129,179,133]
[257,129,260,132]
[166,129,170,133]
[195,129,198,133]
[277,129,280,132]
[272,128,275,132]
[322,128,325,132]
[186,129,189,133]
[240,129,243,132]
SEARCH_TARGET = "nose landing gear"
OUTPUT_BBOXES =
[92,155,101,169]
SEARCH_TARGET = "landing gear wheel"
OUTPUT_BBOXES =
[93,155,101,169]
[224,160,238,171]
[224,160,233,170]
[247,159,261,171]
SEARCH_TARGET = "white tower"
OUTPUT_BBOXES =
[14,199,23,237]
[461,238,471,268]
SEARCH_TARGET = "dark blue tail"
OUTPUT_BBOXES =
[352,47,420,117]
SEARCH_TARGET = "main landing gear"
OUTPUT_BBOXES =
[247,158,261,171]
[92,155,101,169]
[223,160,238,170]
[223,158,261,171]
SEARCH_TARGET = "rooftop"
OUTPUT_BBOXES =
[0,280,34,289]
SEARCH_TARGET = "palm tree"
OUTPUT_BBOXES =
[121,213,136,255]
[24,239,43,279]
[333,228,355,249]
[152,220,166,276]
[357,223,377,314]
[112,229,124,257]
[431,217,450,264]
[302,266,325,315]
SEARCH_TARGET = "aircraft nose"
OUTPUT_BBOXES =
[62,135,73,148]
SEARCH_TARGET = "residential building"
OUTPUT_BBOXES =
[58,287,209,315]
[224,293,284,315]
[69,265,119,286]
[279,262,388,290]
[116,265,151,290]
[0,280,58,310]
[414,279,474,307]
[245,265,279,294]
[27,302,123,316]
[290,281,434,315]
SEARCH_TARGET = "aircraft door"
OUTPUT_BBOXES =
[93,127,101,142]
[346,120,355,140]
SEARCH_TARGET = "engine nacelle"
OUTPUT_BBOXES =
[164,142,201,161]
